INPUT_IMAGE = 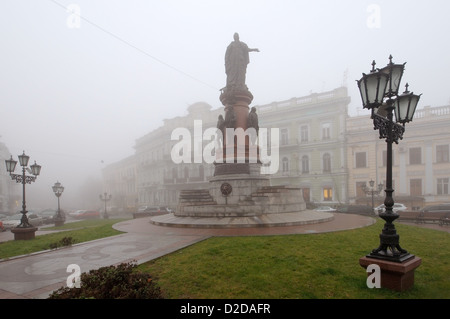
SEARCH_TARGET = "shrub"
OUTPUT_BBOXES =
[48,262,164,299]
[49,236,76,249]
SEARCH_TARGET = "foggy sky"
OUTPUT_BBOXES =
[1,0,449,209]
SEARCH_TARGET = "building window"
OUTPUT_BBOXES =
[282,157,289,173]
[323,187,333,201]
[322,123,331,140]
[301,155,309,174]
[323,153,331,173]
[356,181,366,198]
[409,147,422,165]
[280,128,289,146]
[355,152,367,168]
[257,128,271,150]
[410,179,422,196]
[300,125,309,142]
[436,145,449,163]
[437,178,449,195]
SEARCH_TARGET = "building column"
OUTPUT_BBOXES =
[425,141,433,194]
[399,147,407,195]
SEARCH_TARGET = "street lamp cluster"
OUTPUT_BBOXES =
[357,55,421,263]
[5,152,41,239]
[4,148,117,239]
[361,179,383,210]
[52,181,65,227]
[4,150,115,240]
[5,152,68,232]
[5,152,41,228]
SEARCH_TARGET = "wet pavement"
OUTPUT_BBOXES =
[0,213,444,299]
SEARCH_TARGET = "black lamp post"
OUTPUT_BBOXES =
[357,55,421,262]
[361,179,384,210]
[99,192,112,219]
[52,181,65,227]
[5,151,41,240]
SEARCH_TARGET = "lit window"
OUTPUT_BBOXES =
[323,188,333,201]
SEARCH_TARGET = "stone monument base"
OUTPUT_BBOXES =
[359,255,422,292]
[151,210,333,228]
[11,227,38,240]
[151,82,331,229]
[150,163,333,228]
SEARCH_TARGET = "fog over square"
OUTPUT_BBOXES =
[1,0,449,209]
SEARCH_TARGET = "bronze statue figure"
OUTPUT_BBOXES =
[247,106,259,144]
[224,108,236,144]
[225,33,259,90]
[216,114,225,146]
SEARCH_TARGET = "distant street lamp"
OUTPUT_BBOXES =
[99,192,112,219]
[361,179,383,210]
[5,151,41,240]
[357,55,421,262]
[52,181,65,227]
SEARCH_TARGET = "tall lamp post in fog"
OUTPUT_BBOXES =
[99,192,112,219]
[361,179,383,210]
[357,55,422,291]
[5,151,41,240]
[52,181,65,227]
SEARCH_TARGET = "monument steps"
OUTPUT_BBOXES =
[179,189,217,206]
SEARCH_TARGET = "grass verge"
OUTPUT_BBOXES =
[138,220,450,299]
[0,219,127,260]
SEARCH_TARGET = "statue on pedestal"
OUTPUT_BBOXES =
[224,32,259,91]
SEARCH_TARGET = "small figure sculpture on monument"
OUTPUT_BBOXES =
[216,114,225,146]
[224,108,236,129]
[247,106,259,145]
[225,32,259,92]
[224,108,236,143]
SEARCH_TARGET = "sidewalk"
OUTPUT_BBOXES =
[0,213,375,299]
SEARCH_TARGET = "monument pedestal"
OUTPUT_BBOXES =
[359,255,422,291]
[11,227,38,240]
[151,75,329,228]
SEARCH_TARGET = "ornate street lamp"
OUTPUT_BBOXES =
[357,55,421,263]
[99,192,112,219]
[361,179,384,210]
[52,181,65,227]
[5,151,41,240]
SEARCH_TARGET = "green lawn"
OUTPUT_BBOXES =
[0,219,126,260]
[138,220,450,299]
[1,217,448,299]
